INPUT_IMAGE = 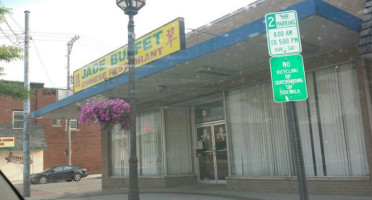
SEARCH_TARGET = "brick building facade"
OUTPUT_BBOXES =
[0,82,101,180]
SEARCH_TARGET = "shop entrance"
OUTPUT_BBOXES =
[196,123,228,183]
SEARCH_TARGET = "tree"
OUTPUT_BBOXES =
[0,7,30,101]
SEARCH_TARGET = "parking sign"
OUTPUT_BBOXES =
[265,10,302,56]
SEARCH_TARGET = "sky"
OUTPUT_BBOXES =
[0,0,257,89]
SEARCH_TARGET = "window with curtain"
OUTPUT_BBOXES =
[111,108,162,177]
[165,106,193,175]
[227,63,368,177]
[295,64,368,177]
[137,108,162,176]
[111,124,130,176]
[227,83,291,176]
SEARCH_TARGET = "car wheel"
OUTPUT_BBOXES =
[39,176,48,184]
[73,173,82,181]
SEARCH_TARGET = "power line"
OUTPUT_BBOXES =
[31,38,69,42]
[3,17,22,44]
[31,40,55,87]
[0,0,23,31]
[1,29,75,38]
[30,31,74,36]
[3,17,20,35]
[186,27,228,37]
[0,34,21,39]
[0,26,19,46]
[7,13,23,31]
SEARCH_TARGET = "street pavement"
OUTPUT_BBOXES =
[13,174,372,200]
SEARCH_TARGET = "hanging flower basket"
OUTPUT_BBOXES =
[79,98,130,131]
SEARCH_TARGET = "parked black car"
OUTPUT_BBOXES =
[31,165,88,184]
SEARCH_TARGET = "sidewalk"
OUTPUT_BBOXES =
[24,181,372,200]
[11,174,103,185]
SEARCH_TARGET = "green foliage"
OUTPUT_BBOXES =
[0,80,31,101]
[0,7,22,63]
[0,45,22,62]
[0,7,29,101]
[0,66,4,76]
[0,7,10,21]
[0,7,22,64]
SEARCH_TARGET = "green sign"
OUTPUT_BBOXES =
[270,54,308,102]
[265,10,302,56]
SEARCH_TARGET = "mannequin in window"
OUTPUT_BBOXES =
[202,128,212,151]
[215,126,226,150]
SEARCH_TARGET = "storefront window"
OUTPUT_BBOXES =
[227,64,368,177]
[137,108,162,176]
[295,64,368,176]
[195,101,224,124]
[111,108,162,177]
[227,82,291,176]
[164,106,193,175]
[111,124,129,177]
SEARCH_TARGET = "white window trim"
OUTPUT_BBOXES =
[13,111,24,129]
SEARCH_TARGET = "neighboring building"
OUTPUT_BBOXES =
[0,81,101,181]
[32,0,372,197]
[0,82,47,181]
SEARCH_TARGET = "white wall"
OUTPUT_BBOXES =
[0,150,44,181]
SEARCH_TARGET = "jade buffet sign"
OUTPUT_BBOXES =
[73,18,185,93]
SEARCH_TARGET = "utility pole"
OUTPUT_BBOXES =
[23,10,30,197]
[66,35,79,166]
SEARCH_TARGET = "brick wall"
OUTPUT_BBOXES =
[41,115,102,174]
[185,0,301,47]
[324,0,365,18]
[0,96,23,124]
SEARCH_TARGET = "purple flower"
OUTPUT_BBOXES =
[79,98,130,131]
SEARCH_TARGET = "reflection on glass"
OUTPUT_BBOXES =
[214,125,228,181]
[197,127,215,181]
[215,125,226,150]
[195,101,224,124]
[197,125,228,182]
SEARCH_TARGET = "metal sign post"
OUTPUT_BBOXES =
[265,10,309,200]
[286,101,309,200]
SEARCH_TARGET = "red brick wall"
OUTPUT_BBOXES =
[0,88,102,174]
[71,124,102,174]
[41,122,102,174]
[0,96,23,124]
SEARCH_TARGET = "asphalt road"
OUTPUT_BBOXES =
[15,176,101,199]
[13,177,372,200]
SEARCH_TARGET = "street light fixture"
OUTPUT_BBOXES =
[117,0,145,15]
[116,0,145,200]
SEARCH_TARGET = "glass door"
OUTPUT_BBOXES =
[197,124,228,183]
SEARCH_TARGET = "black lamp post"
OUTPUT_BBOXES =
[116,0,145,200]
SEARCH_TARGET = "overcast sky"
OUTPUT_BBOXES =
[1,0,256,88]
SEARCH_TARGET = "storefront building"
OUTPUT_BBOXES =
[33,0,372,196]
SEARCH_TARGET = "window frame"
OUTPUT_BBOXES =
[52,119,62,127]
[69,119,78,129]
[13,111,24,129]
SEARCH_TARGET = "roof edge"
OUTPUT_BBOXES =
[32,0,359,119]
